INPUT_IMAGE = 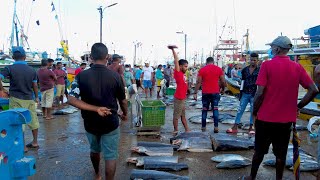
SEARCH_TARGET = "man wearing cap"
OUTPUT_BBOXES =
[243,36,318,180]
[141,62,154,98]
[227,53,260,134]
[0,47,40,151]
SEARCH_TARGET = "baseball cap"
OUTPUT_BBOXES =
[112,54,122,60]
[266,36,293,49]
[12,46,26,56]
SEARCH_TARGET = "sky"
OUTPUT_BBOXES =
[1,0,320,65]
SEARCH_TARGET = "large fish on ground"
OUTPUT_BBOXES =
[218,113,236,121]
[131,146,173,156]
[137,141,179,150]
[127,156,179,167]
[172,136,213,152]
[210,133,254,151]
[144,160,188,171]
[216,159,251,169]
[211,154,250,163]
[130,169,189,180]
[53,107,78,115]
[170,132,208,143]
[188,115,213,124]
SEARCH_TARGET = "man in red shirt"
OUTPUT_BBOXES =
[168,45,190,134]
[38,59,57,120]
[243,36,318,180]
[194,57,226,133]
[53,62,67,107]
[75,63,87,76]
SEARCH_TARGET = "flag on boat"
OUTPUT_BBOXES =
[292,123,301,180]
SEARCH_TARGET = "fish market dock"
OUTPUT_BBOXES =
[25,95,318,179]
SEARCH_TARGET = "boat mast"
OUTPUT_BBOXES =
[10,0,18,48]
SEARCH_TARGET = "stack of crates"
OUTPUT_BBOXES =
[0,98,9,111]
[140,100,166,126]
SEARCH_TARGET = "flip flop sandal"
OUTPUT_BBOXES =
[226,128,238,133]
[26,143,39,149]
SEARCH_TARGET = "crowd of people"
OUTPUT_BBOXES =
[0,35,320,180]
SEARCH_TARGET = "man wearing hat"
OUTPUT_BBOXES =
[242,36,318,180]
[141,62,154,98]
[0,46,40,152]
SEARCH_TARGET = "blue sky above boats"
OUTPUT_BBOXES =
[0,0,319,64]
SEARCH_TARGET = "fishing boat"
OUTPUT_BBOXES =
[288,25,320,120]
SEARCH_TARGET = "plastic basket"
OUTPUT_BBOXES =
[166,87,176,95]
[0,98,9,111]
[140,100,166,126]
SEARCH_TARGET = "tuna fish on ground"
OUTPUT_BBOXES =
[131,146,174,156]
[127,156,179,167]
[143,160,188,171]
[188,115,213,124]
[172,136,213,152]
[210,133,254,151]
[216,159,251,169]
[211,154,251,163]
[130,169,189,180]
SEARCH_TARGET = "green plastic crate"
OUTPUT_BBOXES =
[0,98,9,111]
[166,87,176,95]
[140,100,166,126]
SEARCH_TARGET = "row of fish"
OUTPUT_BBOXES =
[129,141,190,179]
[164,94,250,113]
[263,145,320,172]
[170,132,254,152]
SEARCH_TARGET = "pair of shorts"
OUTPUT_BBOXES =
[9,96,39,130]
[86,128,120,160]
[156,79,162,87]
[143,80,152,89]
[173,98,186,119]
[136,79,141,87]
[255,120,292,158]
[41,88,54,108]
[56,84,65,97]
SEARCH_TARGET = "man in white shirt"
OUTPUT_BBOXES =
[141,62,154,98]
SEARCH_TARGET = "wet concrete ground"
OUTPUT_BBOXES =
[25,92,319,180]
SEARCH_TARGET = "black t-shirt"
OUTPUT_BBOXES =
[69,64,125,135]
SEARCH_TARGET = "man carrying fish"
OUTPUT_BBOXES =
[168,45,190,135]
[227,53,259,134]
[242,36,318,180]
[194,57,226,133]
[68,43,127,180]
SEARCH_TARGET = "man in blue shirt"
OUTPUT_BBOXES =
[134,66,143,91]
[0,47,40,152]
